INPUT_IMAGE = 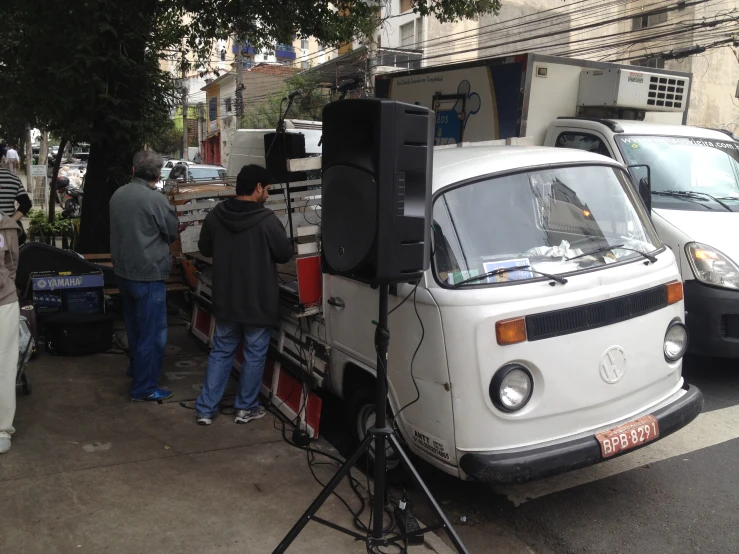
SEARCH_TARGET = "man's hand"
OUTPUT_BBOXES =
[178,222,189,233]
[10,211,23,222]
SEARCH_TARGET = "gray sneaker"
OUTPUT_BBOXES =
[196,414,213,426]
[234,406,266,424]
[0,438,10,454]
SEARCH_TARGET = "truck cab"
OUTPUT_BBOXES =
[545,119,739,357]
[326,144,702,483]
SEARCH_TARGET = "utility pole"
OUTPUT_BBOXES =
[365,8,381,97]
[235,39,245,120]
[182,57,189,160]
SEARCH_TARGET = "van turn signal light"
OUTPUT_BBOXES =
[666,281,683,305]
[496,317,527,345]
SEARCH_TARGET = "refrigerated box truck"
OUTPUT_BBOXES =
[379,55,739,359]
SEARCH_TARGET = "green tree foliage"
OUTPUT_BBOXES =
[0,0,499,252]
[241,75,330,129]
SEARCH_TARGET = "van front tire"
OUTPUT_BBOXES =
[348,388,408,483]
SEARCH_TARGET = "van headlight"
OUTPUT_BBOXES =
[686,243,739,290]
[664,319,688,362]
[490,364,533,412]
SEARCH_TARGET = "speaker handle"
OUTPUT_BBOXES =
[327,297,345,309]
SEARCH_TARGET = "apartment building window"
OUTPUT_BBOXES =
[400,0,414,13]
[302,60,309,69]
[632,10,667,30]
[301,38,310,50]
[415,18,424,47]
[631,56,665,69]
[225,97,232,113]
[400,22,415,47]
[220,50,226,61]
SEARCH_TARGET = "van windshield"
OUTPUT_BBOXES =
[432,165,660,286]
[616,135,739,205]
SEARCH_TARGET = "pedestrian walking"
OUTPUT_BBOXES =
[193,151,202,164]
[0,212,22,453]
[0,167,32,219]
[195,165,293,425]
[5,146,19,175]
[110,151,180,402]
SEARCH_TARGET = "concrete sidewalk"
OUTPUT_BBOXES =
[2,322,453,554]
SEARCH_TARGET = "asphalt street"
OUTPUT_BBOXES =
[321,355,739,554]
[410,355,739,554]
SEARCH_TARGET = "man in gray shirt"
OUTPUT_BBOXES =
[110,151,179,402]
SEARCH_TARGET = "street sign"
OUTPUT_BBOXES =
[31,165,47,177]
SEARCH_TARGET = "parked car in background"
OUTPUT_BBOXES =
[163,159,194,169]
[163,163,227,193]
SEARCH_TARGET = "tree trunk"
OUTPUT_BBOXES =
[76,138,134,253]
[39,131,49,166]
[49,137,67,223]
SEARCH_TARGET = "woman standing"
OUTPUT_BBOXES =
[0,212,20,453]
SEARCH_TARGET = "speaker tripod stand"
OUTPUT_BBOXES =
[273,284,469,554]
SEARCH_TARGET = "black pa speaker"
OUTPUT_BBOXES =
[321,99,434,284]
[264,132,307,183]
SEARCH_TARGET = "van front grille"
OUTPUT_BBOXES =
[525,285,668,341]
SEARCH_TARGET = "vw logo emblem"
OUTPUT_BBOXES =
[600,346,626,384]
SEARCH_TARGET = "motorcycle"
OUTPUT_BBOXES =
[55,176,83,219]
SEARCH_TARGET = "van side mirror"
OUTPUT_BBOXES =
[627,164,652,215]
[638,177,651,213]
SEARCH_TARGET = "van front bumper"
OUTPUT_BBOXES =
[458,384,703,485]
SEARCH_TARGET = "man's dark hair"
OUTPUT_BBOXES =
[236,164,271,196]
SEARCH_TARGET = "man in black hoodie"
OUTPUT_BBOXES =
[195,165,293,425]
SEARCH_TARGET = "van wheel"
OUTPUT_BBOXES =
[348,389,407,482]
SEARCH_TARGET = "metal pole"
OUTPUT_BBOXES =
[372,284,390,540]
[181,59,188,160]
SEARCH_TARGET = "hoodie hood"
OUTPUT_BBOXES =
[213,198,272,233]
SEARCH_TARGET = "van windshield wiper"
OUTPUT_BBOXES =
[452,264,568,287]
[652,190,730,211]
[568,243,657,264]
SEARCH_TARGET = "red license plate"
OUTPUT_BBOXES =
[595,415,659,458]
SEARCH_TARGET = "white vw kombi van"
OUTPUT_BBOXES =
[326,145,703,483]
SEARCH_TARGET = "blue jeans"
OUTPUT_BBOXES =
[118,277,168,399]
[196,320,271,417]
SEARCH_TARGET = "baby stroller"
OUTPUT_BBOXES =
[16,315,34,396]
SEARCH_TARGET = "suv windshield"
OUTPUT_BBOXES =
[616,135,739,203]
[432,165,660,286]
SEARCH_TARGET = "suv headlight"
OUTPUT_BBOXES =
[685,243,739,290]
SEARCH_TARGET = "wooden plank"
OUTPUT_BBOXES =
[297,243,318,255]
[266,198,322,212]
[175,200,220,213]
[287,157,322,172]
[173,188,236,202]
[297,225,319,237]
[83,254,112,261]
[270,179,322,190]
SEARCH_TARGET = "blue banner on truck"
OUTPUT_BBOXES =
[376,58,525,144]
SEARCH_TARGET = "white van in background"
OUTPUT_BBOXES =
[227,120,322,177]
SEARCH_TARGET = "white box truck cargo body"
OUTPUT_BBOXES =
[375,53,692,146]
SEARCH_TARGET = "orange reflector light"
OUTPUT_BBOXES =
[496,318,527,345]
[583,209,591,217]
[693,248,719,261]
[666,281,683,305]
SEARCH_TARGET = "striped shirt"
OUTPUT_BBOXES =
[0,168,27,215]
